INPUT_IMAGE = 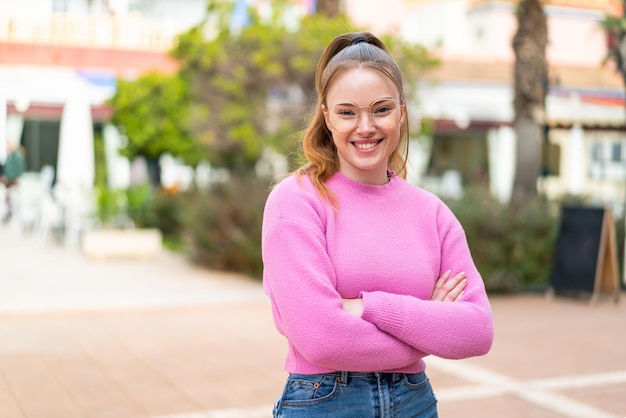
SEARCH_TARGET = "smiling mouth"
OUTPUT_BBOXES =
[353,139,383,150]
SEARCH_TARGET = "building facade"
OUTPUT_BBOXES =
[359,0,626,209]
[1,0,625,210]
[0,0,204,190]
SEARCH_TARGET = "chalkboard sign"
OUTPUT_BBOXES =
[550,206,603,294]
[549,205,620,303]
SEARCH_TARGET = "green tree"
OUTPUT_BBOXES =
[603,2,626,109]
[511,0,548,205]
[172,0,438,174]
[170,0,438,277]
[109,72,202,171]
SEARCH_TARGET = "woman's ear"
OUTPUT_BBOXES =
[321,105,331,128]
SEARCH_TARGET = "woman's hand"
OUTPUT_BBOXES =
[343,270,466,317]
[431,270,467,302]
[342,298,364,317]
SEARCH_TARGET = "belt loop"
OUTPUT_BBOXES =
[339,371,348,386]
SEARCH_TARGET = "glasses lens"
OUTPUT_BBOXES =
[327,99,402,132]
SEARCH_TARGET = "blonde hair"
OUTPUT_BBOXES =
[296,32,410,206]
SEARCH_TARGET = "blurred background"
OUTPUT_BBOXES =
[1,0,626,293]
[2,2,626,418]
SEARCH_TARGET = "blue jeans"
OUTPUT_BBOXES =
[273,371,438,417]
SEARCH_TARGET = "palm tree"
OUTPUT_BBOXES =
[604,2,626,98]
[316,0,341,17]
[511,0,548,205]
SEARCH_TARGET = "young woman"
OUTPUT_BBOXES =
[261,32,494,417]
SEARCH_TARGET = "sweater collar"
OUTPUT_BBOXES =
[327,171,399,199]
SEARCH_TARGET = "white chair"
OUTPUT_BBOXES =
[8,173,43,234]
[54,185,97,249]
[35,166,64,246]
[37,193,63,246]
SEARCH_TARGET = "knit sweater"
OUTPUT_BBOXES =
[262,172,494,375]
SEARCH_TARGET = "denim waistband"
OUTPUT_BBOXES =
[323,371,425,384]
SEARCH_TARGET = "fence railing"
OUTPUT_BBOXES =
[0,12,185,51]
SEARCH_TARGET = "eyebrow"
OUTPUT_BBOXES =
[330,97,396,107]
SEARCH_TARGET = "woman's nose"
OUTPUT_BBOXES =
[356,111,375,132]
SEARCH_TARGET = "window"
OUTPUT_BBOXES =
[589,138,626,181]
[612,142,623,162]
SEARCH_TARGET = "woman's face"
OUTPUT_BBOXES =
[323,67,404,185]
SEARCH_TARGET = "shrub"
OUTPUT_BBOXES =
[141,186,186,249]
[94,183,186,250]
[124,184,155,228]
[445,187,560,294]
[183,174,272,279]
[94,184,127,227]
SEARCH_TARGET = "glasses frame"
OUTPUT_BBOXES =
[323,98,405,133]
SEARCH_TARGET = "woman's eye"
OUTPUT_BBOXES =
[373,101,395,114]
[337,108,357,117]
[375,106,391,114]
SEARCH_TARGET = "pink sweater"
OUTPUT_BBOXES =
[262,172,494,374]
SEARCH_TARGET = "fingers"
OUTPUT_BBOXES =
[431,271,467,302]
[432,270,451,295]
[443,272,467,302]
[342,298,364,317]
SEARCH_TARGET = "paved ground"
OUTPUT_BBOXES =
[1,226,625,418]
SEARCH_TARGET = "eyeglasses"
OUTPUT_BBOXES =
[324,98,404,133]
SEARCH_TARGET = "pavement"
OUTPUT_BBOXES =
[0,225,625,418]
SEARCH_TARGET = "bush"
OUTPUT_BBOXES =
[445,187,560,294]
[124,184,155,228]
[183,174,272,279]
[93,183,186,250]
[94,184,127,227]
[141,186,186,249]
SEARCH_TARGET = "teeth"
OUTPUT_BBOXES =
[354,141,378,150]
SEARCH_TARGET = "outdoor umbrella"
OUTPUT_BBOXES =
[56,86,96,247]
[57,88,95,193]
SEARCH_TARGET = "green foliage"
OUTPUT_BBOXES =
[109,72,202,166]
[124,184,156,227]
[93,184,152,228]
[601,16,626,33]
[143,187,187,248]
[183,174,272,279]
[108,0,439,175]
[93,183,186,250]
[104,1,441,277]
[94,185,127,226]
[93,127,107,187]
[445,187,560,293]
[600,16,626,74]
[172,0,438,173]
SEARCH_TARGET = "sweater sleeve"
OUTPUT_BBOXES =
[360,205,494,360]
[262,182,424,372]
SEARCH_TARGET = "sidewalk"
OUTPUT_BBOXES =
[1,226,625,418]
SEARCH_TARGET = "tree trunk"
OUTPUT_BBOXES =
[511,0,547,205]
[512,117,542,203]
[316,0,341,17]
